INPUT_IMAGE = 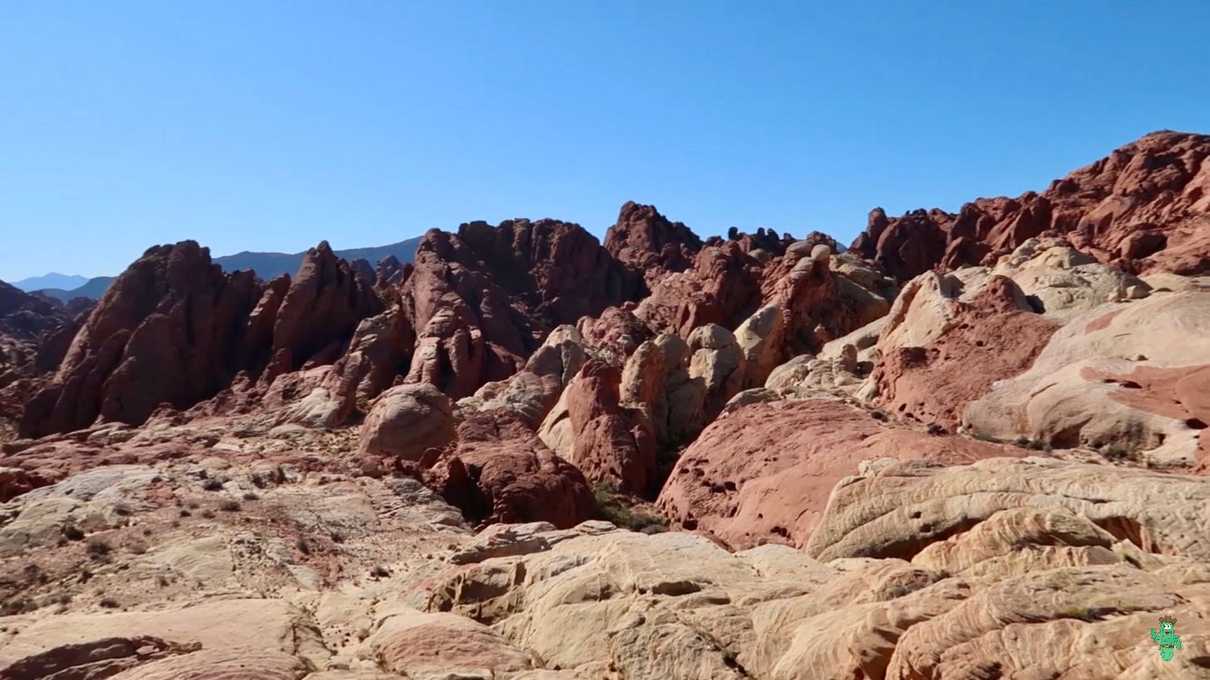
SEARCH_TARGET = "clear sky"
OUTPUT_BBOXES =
[2,1,1208,281]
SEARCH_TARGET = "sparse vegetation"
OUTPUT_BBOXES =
[219,500,242,512]
[98,597,120,609]
[85,538,112,558]
[202,478,224,491]
[1102,444,1134,462]
[592,483,668,532]
[61,524,85,541]
[242,491,259,501]
[1015,436,1052,452]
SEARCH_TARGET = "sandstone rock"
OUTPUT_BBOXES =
[369,609,535,678]
[458,326,587,427]
[424,522,964,680]
[796,456,1210,678]
[871,275,1058,430]
[0,599,315,668]
[268,241,383,377]
[990,237,1153,320]
[21,242,265,436]
[323,304,415,418]
[359,384,455,461]
[539,360,657,496]
[965,289,1210,468]
[429,409,594,528]
[575,305,652,366]
[603,202,702,287]
[402,219,642,400]
[686,324,746,420]
[620,333,706,449]
[656,399,1023,549]
[806,456,1210,562]
[763,351,865,400]
[851,207,950,281]
[851,131,1210,278]
[635,243,763,338]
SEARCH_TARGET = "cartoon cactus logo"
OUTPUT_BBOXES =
[1150,615,1182,662]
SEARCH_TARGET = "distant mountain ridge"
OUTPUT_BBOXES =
[32,277,117,304]
[22,236,424,302]
[213,237,423,280]
[12,273,88,292]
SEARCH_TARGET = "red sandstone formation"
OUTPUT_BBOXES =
[635,241,764,337]
[871,276,1060,431]
[656,399,1026,549]
[603,201,702,287]
[426,409,595,528]
[852,131,1210,279]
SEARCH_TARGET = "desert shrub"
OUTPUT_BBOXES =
[592,483,667,532]
[85,538,111,557]
[218,500,241,512]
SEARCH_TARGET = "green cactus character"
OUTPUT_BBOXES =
[1150,615,1182,662]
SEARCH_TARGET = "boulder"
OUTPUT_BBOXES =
[359,384,455,461]
[538,360,657,496]
[427,409,594,528]
[575,304,652,366]
[686,324,746,420]
[620,334,706,449]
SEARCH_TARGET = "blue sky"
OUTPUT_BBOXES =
[2,1,1208,281]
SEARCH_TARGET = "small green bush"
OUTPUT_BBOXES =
[592,483,667,532]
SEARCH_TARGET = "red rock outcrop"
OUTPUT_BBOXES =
[20,240,386,437]
[539,360,658,496]
[871,275,1059,431]
[266,241,383,377]
[851,208,950,281]
[0,283,93,435]
[736,244,891,387]
[706,226,808,258]
[402,219,643,399]
[635,242,764,337]
[20,242,265,437]
[454,218,644,327]
[575,304,652,366]
[426,409,595,528]
[852,131,1210,278]
[656,398,1027,549]
[603,201,702,286]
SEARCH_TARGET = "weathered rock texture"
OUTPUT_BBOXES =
[965,288,1210,468]
[656,399,1024,550]
[603,202,702,287]
[853,131,1210,278]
